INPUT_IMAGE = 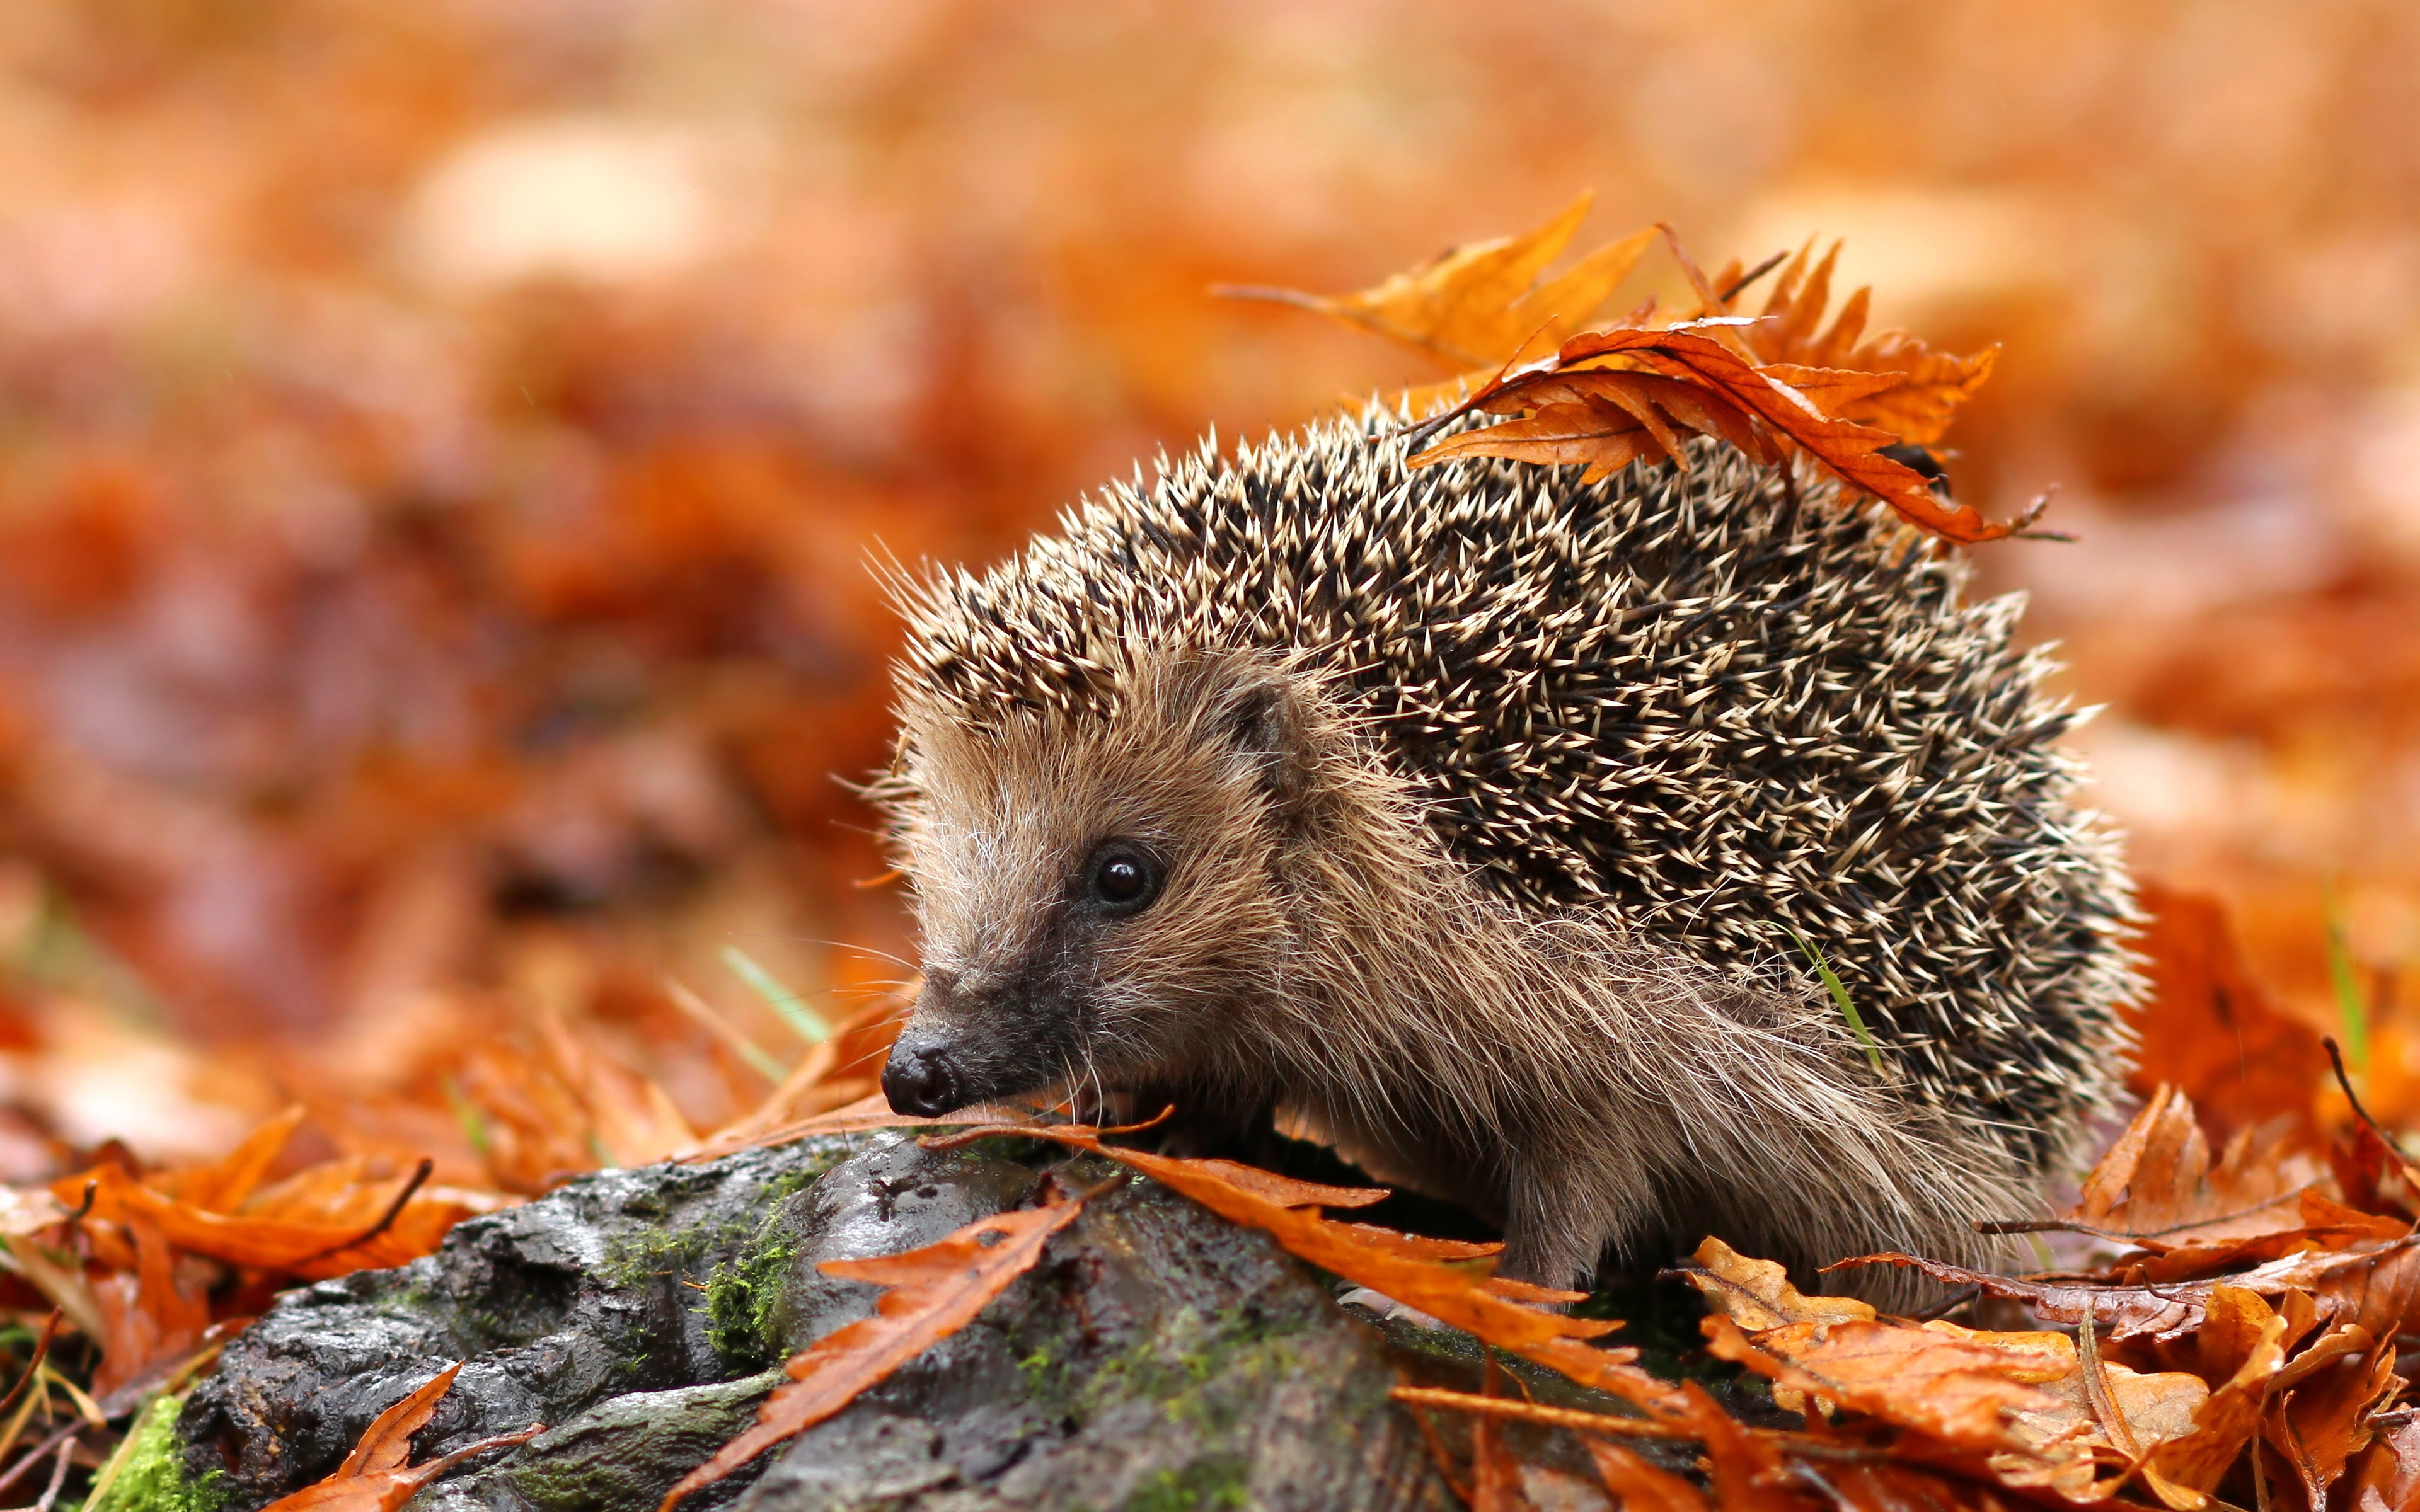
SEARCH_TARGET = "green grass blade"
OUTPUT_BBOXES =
[721,946,831,1045]
[441,1073,492,1159]
[1787,926,1884,1076]
[2325,879,2370,1078]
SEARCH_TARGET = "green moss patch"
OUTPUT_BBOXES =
[86,1395,226,1512]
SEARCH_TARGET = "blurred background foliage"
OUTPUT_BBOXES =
[0,0,2415,1177]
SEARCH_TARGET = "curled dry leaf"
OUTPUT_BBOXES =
[260,1363,543,1512]
[1731,241,1998,447]
[1232,200,2014,541]
[2138,1286,2291,1511]
[658,1188,1094,1511]
[1410,324,2020,544]
[2264,1324,2405,1512]
[2073,1085,2319,1248]
[1670,1237,1876,1332]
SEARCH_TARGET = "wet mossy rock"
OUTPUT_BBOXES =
[175,1133,1502,1511]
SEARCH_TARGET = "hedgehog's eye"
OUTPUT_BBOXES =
[1088,844,1161,914]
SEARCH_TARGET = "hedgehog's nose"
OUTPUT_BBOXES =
[882,1041,965,1118]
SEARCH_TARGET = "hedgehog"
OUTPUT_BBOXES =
[872,410,2136,1295]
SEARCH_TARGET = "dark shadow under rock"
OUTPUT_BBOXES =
[179,1130,1536,1511]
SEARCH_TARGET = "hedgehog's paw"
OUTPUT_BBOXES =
[1337,1285,1448,1331]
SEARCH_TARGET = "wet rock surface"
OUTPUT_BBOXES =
[178,1131,1538,1511]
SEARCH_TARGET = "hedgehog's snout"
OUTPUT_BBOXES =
[882,1034,964,1118]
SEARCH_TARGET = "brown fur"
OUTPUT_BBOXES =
[888,645,2038,1293]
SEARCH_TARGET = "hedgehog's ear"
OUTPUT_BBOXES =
[1226,676,1315,818]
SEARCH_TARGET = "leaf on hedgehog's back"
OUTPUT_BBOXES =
[1216,193,1656,371]
[1737,241,1997,447]
[1410,324,2022,544]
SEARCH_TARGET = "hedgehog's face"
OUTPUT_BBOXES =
[882,651,1318,1119]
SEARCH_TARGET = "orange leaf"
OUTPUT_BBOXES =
[2071,1084,2321,1250]
[1222,194,1655,370]
[1176,1160,1389,1210]
[1685,1239,2218,1501]
[2338,1414,2420,1511]
[2128,883,2331,1145]
[1699,1314,2062,1453]
[929,1121,1678,1413]
[89,1212,208,1400]
[154,1106,306,1213]
[1669,1238,1876,1331]
[260,1363,544,1512]
[1741,241,1998,445]
[1413,324,2018,544]
[55,1163,475,1278]
[2263,1324,2403,1511]
[1756,363,1912,421]
[1584,1440,1710,1512]
[2140,1287,2290,1509]
[658,1190,1092,1511]
[1405,399,1659,484]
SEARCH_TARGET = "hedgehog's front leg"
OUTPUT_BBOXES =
[1495,1145,1628,1292]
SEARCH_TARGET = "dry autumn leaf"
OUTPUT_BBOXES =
[1838,1235,2420,1346]
[2128,883,2331,1143]
[260,1363,542,1512]
[1584,1438,1710,1512]
[2265,1324,2404,1511]
[1216,193,1657,371]
[2019,1084,2358,1276]
[658,1185,1096,1511]
[1235,200,2018,541]
[2339,1414,2420,1512]
[52,1144,476,1280]
[926,1120,1676,1414]
[1733,241,1999,447]
[2137,1286,2291,1511]
[88,1213,207,1400]
[1409,323,2025,544]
